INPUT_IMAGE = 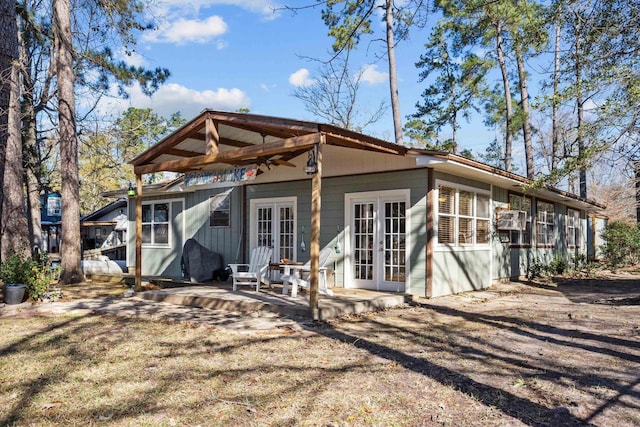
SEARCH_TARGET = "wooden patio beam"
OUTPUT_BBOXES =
[135,174,142,292]
[134,132,321,175]
[131,114,207,166]
[309,140,323,321]
[206,111,319,134]
[186,131,253,148]
[205,118,219,156]
[324,132,406,155]
[165,148,201,158]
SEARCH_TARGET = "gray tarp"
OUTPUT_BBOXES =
[182,238,225,282]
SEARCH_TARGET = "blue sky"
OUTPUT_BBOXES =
[103,0,495,155]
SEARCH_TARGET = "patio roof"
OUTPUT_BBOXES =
[130,109,407,175]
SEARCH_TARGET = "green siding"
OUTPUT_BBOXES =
[128,196,184,277]
[184,186,243,265]
[432,250,491,297]
[491,187,589,282]
[246,169,428,295]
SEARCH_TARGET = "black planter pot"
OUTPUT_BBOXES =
[2,283,26,305]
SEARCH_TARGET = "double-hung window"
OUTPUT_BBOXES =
[209,190,231,227]
[567,208,581,248]
[536,201,555,246]
[437,184,490,246]
[509,194,532,246]
[142,202,170,245]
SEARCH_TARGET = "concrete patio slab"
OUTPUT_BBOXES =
[136,282,413,320]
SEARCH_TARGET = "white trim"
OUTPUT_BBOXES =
[434,179,491,251]
[344,189,411,292]
[249,196,298,261]
[140,198,185,248]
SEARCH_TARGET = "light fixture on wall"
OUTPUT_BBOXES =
[300,226,306,252]
[335,225,342,254]
[304,145,318,175]
[127,182,136,198]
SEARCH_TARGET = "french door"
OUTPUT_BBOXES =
[346,190,408,292]
[250,197,296,263]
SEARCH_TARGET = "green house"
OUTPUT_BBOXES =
[121,110,605,298]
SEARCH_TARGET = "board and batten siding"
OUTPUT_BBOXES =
[183,186,243,266]
[245,169,429,295]
[127,196,185,277]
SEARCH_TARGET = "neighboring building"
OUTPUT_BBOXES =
[41,192,62,254]
[80,199,128,254]
[40,194,128,260]
[120,111,605,298]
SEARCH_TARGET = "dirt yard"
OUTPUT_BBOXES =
[0,272,639,426]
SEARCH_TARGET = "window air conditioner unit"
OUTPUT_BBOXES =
[496,210,527,230]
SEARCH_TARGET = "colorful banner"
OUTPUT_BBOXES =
[185,165,257,186]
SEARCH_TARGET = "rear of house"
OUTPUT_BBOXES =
[121,111,605,298]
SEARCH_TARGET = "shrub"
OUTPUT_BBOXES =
[0,252,61,300]
[548,255,568,275]
[601,222,640,267]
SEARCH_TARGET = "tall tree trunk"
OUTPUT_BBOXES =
[0,0,29,260]
[19,22,43,252]
[515,45,535,179]
[385,0,403,146]
[23,102,43,251]
[54,0,84,283]
[551,13,561,172]
[495,21,513,172]
[0,0,18,262]
[635,160,640,224]
[575,19,587,198]
[515,44,536,179]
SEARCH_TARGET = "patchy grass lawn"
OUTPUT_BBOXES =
[1,276,639,426]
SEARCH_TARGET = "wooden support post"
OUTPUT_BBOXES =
[205,117,219,157]
[135,174,143,292]
[310,142,322,320]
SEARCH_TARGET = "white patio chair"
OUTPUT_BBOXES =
[282,247,334,297]
[229,246,273,292]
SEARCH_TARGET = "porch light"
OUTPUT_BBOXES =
[127,182,136,198]
[304,146,318,175]
[300,226,306,252]
[335,225,342,254]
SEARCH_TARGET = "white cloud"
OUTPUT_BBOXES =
[118,50,147,67]
[101,83,250,119]
[288,68,315,87]
[155,0,281,20]
[144,15,228,45]
[216,39,229,50]
[359,64,388,85]
[260,83,276,92]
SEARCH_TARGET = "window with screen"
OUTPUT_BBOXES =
[437,184,491,247]
[509,194,532,246]
[536,201,555,246]
[567,208,581,248]
[209,191,231,227]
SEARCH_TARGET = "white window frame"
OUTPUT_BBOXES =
[536,200,556,247]
[567,208,581,248]
[209,189,232,228]
[435,180,491,249]
[142,201,172,247]
[344,189,411,292]
[249,196,297,262]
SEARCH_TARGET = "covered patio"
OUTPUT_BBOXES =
[128,110,409,319]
